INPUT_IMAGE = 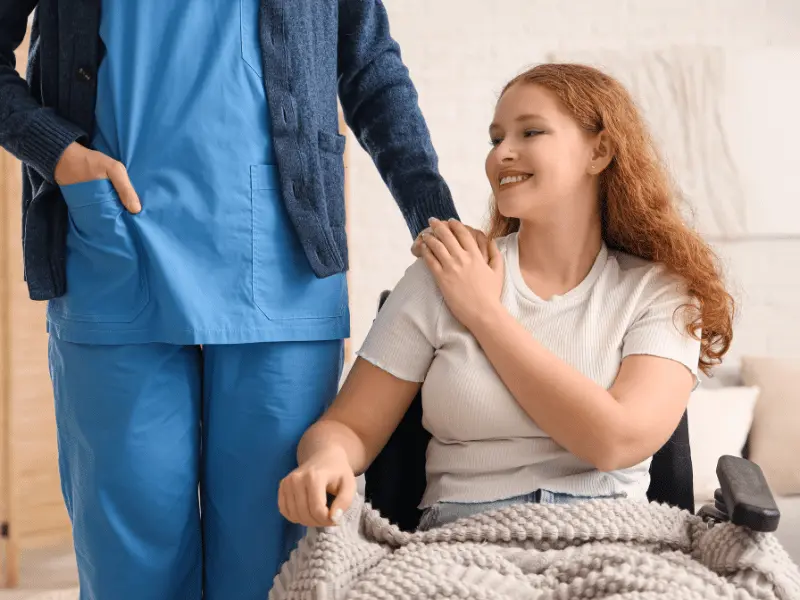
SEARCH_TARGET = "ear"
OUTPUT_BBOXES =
[587,130,614,175]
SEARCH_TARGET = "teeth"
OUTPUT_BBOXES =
[500,174,531,186]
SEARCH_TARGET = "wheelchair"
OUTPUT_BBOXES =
[364,289,781,534]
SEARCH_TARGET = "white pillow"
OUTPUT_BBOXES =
[687,386,759,503]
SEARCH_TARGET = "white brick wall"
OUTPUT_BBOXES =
[345,0,800,371]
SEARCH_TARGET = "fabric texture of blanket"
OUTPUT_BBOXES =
[270,494,800,599]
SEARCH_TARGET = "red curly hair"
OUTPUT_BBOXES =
[487,63,733,375]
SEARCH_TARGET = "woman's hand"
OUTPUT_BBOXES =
[420,218,505,331]
[412,221,490,261]
[278,446,356,528]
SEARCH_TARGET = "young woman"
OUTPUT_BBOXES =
[277,63,734,531]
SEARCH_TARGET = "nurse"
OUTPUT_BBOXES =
[0,1,483,598]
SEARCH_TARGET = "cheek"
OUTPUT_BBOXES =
[538,150,582,188]
[485,151,497,188]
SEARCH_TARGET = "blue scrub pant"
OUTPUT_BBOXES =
[48,338,343,600]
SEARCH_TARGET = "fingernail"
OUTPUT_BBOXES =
[428,217,439,224]
[331,509,343,524]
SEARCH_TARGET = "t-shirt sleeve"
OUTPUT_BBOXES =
[356,258,444,382]
[621,271,702,380]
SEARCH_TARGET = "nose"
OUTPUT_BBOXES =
[494,139,518,163]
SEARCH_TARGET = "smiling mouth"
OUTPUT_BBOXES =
[499,174,532,188]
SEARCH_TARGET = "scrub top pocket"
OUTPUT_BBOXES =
[50,179,150,323]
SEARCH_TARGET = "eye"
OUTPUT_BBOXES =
[523,129,544,138]
[489,136,503,147]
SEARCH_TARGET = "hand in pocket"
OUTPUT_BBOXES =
[55,142,142,213]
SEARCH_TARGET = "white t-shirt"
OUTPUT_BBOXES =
[357,233,701,507]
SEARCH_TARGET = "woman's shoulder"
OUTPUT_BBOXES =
[608,248,660,274]
[606,249,690,300]
[494,233,517,251]
[493,233,518,262]
[392,257,443,304]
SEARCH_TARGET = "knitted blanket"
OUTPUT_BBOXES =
[270,494,800,600]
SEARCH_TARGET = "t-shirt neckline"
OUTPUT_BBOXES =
[507,232,608,305]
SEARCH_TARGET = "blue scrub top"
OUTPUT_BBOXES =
[47,0,349,345]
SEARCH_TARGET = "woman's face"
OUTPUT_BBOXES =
[485,83,605,222]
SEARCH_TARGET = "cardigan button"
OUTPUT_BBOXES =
[75,67,93,82]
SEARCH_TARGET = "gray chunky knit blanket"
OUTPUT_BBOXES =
[270,494,800,600]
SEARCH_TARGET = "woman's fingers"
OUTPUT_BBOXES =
[447,219,483,258]
[329,474,357,524]
[281,469,352,527]
[428,218,465,259]
[277,480,288,520]
[472,228,491,262]
[420,241,443,277]
[289,479,315,527]
[278,478,299,524]
[416,221,490,264]
[421,230,454,269]
[306,473,334,526]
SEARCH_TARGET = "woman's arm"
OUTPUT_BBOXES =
[280,358,420,527]
[280,258,441,526]
[297,357,421,476]
[467,306,694,471]
[299,257,443,473]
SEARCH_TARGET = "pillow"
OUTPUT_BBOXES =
[687,386,759,502]
[697,364,743,389]
[741,356,800,496]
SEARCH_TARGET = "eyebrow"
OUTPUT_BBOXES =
[489,114,547,131]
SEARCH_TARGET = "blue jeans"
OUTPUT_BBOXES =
[418,489,618,530]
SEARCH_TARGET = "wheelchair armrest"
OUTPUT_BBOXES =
[713,455,780,532]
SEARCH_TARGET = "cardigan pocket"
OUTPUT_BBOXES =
[250,165,347,320]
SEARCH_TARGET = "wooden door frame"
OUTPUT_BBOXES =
[0,25,28,589]
[339,109,352,362]
[0,139,21,590]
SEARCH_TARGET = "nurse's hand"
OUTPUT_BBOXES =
[412,221,489,262]
[55,142,142,214]
[278,446,356,528]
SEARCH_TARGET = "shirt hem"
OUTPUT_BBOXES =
[46,318,350,346]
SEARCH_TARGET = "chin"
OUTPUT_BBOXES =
[494,194,527,220]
